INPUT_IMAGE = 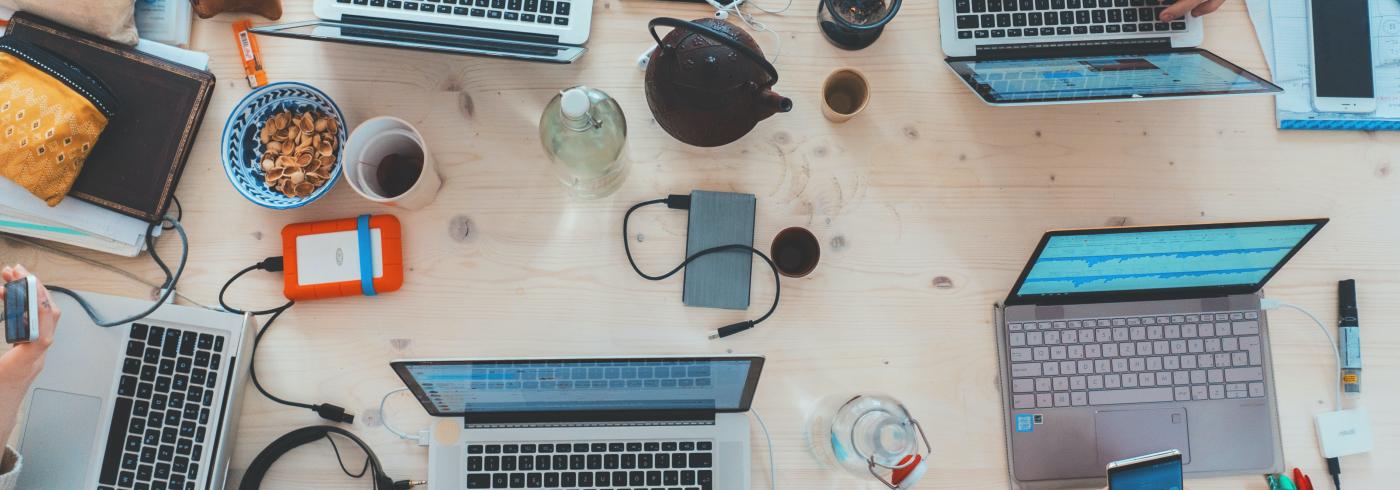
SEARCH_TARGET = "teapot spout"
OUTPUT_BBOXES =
[759,90,793,116]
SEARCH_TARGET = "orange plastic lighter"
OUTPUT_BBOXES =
[232,20,268,88]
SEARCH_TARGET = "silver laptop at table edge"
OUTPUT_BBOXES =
[17,290,255,490]
[938,0,1204,58]
[991,219,1329,489]
[250,0,591,63]
[391,354,765,490]
[934,0,1282,106]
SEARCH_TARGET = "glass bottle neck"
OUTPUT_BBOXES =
[562,105,598,132]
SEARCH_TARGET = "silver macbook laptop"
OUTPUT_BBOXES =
[994,219,1328,488]
[251,0,591,63]
[938,0,1280,105]
[392,355,764,490]
[17,290,255,490]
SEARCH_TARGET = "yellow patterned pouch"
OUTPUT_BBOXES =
[0,38,116,206]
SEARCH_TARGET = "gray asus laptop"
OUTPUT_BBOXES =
[994,219,1327,488]
[392,355,763,490]
[938,0,1281,105]
[17,290,255,490]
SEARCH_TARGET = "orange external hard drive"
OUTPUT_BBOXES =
[281,214,403,300]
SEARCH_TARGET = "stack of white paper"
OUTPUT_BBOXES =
[0,178,161,257]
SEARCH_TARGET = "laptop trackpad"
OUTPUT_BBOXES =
[18,389,103,489]
[1094,408,1190,467]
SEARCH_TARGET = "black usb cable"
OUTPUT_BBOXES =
[219,256,354,424]
[623,194,780,340]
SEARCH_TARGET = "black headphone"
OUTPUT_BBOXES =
[240,425,411,490]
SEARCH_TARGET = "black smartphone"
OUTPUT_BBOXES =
[1107,449,1183,490]
[4,276,39,344]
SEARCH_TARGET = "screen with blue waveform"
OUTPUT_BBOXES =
[1015,224,1318,296]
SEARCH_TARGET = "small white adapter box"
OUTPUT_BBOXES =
[1315,407,1373,458]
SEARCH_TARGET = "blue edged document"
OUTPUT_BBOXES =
[1248,0,1400,130]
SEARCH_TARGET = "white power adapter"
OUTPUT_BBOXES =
[1315,407,1372,458]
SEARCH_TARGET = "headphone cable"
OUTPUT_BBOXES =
[47,216,188,327]
[219,256,355,424]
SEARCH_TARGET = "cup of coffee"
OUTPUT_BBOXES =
[343,116,442,210]
[771,227,821,278]
[821,68,870,123]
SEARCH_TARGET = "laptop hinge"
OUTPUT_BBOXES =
[463,410,716,428]
[972,37,1174,60]
[341,14,564,45]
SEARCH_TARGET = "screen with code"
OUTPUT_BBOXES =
[1015,224,1318,296]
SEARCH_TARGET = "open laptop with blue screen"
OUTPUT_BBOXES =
[994,219,1326,488]
[939,2,1281,107]
[392,355,764,490]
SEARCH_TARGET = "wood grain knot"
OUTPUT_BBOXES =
[450,215,473,243]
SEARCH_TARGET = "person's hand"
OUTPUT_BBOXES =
[1,264,61,380]
[1159,0,1226,22]
[1,264,61,448]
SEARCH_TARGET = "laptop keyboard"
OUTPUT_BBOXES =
[1007,310,1266,409]
[340,0,576,27]
[465,440,714,489]
[953,0,1187,40]
[97,323,226,490]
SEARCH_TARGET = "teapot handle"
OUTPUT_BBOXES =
[647,17,779,85]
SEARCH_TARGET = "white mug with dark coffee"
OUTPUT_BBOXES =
[343,116,442,210]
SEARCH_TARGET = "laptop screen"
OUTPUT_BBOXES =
[947,49,1280,104]
[392,356,764,417]
[1006,220,1327,304]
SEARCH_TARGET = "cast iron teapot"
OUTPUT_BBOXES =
[645,17,793,148]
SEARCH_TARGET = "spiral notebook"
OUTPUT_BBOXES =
[1248,0,1400,130]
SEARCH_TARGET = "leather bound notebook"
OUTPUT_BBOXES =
[5,13,214,223]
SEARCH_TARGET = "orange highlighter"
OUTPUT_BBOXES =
[281,214,403,301]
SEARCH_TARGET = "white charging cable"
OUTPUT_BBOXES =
[750,408,778,490]
[714,0,793,64]
[636,0,793,71]
[380,387,431,446]
[1261,298,1343,411]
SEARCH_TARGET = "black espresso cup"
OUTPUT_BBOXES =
[771,227,821,278]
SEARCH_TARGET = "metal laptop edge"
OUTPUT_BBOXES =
[16,290,253,490]
[249,0,590,63]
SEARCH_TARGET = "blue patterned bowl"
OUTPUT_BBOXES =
[221,82,347,209]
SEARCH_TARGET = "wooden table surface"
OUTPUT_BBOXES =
[4,0,1398,487]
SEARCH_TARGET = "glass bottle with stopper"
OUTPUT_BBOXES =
[539,86,629,199]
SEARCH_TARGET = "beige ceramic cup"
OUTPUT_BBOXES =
[821,68,870,123]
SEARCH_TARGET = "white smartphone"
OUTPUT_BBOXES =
[1107,449,1183,490]
[3,276,39,344]
[1307,0,1377,113]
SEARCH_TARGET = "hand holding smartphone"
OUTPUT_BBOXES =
[1308,0,1377,113]
[4,276,40,344]
[1107,449,1184,490]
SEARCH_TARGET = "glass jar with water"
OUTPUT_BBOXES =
[807,393,931,488]
[539,86,628,199]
